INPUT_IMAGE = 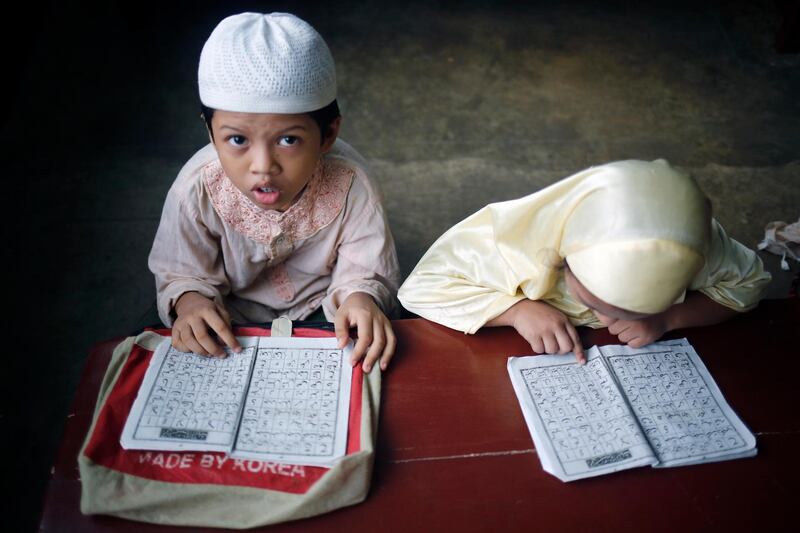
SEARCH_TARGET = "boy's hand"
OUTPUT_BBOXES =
[172,292,241,357]
[596,313,668,348]
[334,292,396,373]
[505,299,586,364]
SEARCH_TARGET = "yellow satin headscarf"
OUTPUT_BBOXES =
[399,160,714,330]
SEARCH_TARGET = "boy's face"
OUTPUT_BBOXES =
[563,266,653,324]
[210,110,340,212]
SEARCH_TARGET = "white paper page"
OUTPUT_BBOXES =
[508,348,656,482]
[601,339,756,467]
[231,336,353,468]
[121,337,260,452]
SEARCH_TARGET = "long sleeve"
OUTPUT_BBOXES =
[322,170,401,319]
[690,219,772,311]
[398,205,540,334]
[148,186,231,327]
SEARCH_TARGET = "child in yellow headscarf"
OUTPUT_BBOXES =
[398,159,771,364]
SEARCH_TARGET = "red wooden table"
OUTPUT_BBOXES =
[39,299,799,531]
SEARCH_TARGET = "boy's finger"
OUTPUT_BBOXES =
[179,323,207,355]
[208,313,240,353]
[184,333,210,357]
[334,312,351,349]
[190,320,223,356]
[380,323,397,371]
[362,319,385,373]
[172,329,186,353]
[351,315,372,365]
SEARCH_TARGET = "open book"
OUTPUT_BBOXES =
[121,336,353,468]
[507,339,756,482]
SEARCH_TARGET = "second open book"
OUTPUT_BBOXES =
[508,339,756,482]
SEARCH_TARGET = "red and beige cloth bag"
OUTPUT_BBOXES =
[79,327,380,528]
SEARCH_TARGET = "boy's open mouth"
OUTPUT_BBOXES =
[252,185,281,206]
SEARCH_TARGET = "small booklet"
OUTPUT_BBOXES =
[121,336,353,468]
[507,339,756,482]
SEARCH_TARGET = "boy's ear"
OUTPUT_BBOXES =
[320,116,342,153]
[202,112,215,145]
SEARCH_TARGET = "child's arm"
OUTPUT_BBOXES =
[323,171,401,373]
[398,203,534,336]
[485,299,587,364]
[598,291,740,348]
[149,172,240,355]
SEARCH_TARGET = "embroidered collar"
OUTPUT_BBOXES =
[203,158,354,247]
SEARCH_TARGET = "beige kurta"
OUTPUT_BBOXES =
[149,139,400,326]
[398,160,771,334]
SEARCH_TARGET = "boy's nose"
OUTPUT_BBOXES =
[250,145,280,176]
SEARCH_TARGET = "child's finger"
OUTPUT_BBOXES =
[379,323,397,371]
[554,328,574,355]
[361,318,385,373]
[607,319,628,336]
[183,329,210,356]
[176,323,204,354]
[528,335,545,354]
[172,329,187,353]
[543,334,558,354]
[333,312,351,349]
[350,315,372,365]
[189,320,223,356]
[566,323,586,365]
[207,312,240,353]
[214,306,242,352]
[617,326,636,344]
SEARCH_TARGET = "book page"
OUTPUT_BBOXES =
[231,337,353,467]
[121,337,260,452]
[508,348,656,482]
[121,335,354,467]
[601,339,756,467]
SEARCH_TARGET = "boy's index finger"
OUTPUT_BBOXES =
[333,313,351,349]
[207,314,241,353]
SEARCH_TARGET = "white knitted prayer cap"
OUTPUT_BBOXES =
[198,12,336,113]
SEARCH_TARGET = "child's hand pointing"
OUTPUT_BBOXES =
[172,292,241,357]
[488,299,586,364]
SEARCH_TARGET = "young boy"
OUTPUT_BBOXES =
[149,13,400,372]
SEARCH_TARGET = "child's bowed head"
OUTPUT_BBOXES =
[559,159,712,315]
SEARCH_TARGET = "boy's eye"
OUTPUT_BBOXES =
[278,136,299,147]
[226,135,248,147]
